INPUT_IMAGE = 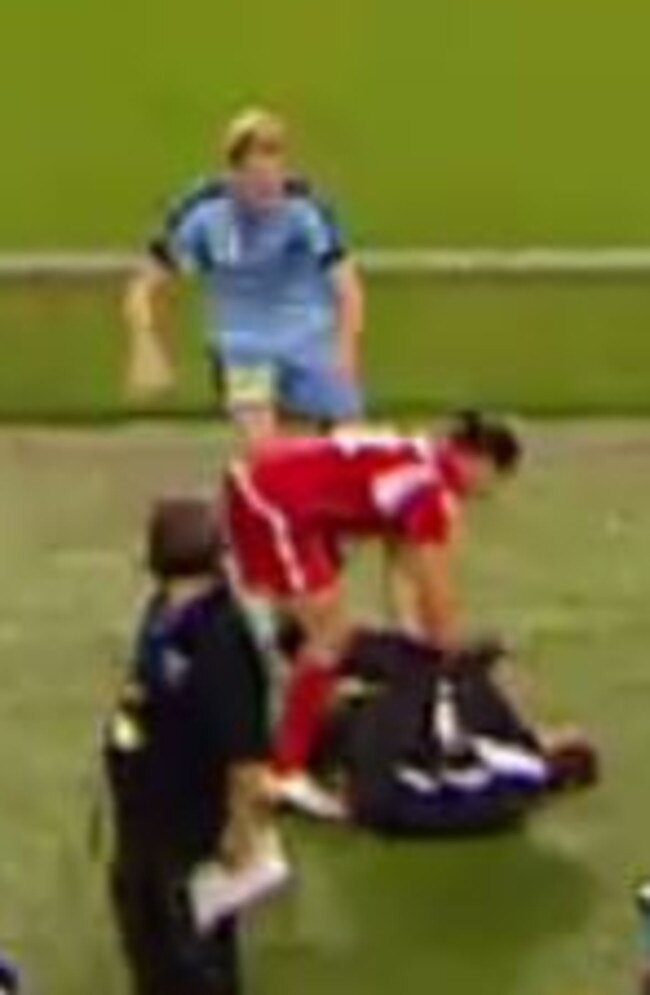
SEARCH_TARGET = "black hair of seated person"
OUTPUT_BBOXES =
[147,497,223,581]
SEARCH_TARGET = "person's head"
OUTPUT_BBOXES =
[440,410,523,496]
[223,107,288,208]
[147,497,223,584]
[542,729,600,792]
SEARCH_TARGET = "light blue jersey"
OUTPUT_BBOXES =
[152,178,346,359]
[149,177,362,421]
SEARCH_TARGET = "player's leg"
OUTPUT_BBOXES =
[213,357,282,666]
[105,755,183,995]
[268,583,353,819]
[223,469,352,817]
[214,356,280,450]
[254,519,353,817]
[272,583,350,768]
[278,354,364,431]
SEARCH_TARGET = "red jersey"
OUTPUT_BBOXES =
[225,430,466,595]
[259,431,462,539]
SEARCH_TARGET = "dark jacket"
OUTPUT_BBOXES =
[105,582,269,863]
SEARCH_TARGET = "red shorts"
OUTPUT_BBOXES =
[224,466,339,598]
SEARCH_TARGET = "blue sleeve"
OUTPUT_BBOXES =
[148,182,218,273]
[299,197,348,269]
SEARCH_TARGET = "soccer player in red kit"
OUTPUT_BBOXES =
[224,411,523,817]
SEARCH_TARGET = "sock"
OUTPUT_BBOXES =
[274,650,340,774]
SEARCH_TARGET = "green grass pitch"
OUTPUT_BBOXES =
[3,0,650,248]
[6,276,650,420]
[3,2,650,420]
[1,422,649,995]
[2,2,650,991]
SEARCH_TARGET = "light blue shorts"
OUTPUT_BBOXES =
[213,352,364,424]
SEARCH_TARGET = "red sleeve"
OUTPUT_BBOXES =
[370,463,457,545]
[396,489,456,545]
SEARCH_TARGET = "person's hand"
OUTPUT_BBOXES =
[541,727,600,791]
[447,633,511,671]
[125,329,175,402]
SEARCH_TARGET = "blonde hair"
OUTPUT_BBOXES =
[223,108,287,167]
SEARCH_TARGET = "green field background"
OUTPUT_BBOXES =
[2,0,650,417]
[4,276,650,420]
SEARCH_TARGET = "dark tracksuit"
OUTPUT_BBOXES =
[104,583,269,995]
[330,632,545,836]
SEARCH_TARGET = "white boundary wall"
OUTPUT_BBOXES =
[2,247,650,279]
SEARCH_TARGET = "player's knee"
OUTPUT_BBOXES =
[285,589,350,664]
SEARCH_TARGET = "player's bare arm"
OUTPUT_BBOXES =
[394,540,461,651]
[124,258,177,399]
[331,257,365,384]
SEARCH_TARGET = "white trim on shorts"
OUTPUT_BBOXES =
[229,463,307,595]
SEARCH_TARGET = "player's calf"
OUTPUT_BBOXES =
[269,588,353,819]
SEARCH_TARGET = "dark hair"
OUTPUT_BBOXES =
[147,497,222,581]
[447,410,523,474]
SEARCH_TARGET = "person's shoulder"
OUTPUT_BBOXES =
[173,586,233,674]
[284,175,336,213]
[165,177,229,228]
[192,585,266,684]
[285,178,344,251]
[185,582,233,629]
[132,592,165,658]
[191,583,251,645]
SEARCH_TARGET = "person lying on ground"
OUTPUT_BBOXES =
[278,624,599,835]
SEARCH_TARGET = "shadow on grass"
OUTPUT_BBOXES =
[253,822,598,995]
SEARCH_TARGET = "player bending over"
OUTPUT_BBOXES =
[223,411,523,817]
[125,107,365,447]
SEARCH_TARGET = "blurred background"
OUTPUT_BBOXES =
[3,0,650,419]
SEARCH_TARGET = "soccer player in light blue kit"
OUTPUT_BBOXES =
[125,108,365,445]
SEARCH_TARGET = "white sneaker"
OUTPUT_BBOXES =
[273,772,348,822]
[189,830,292,933]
